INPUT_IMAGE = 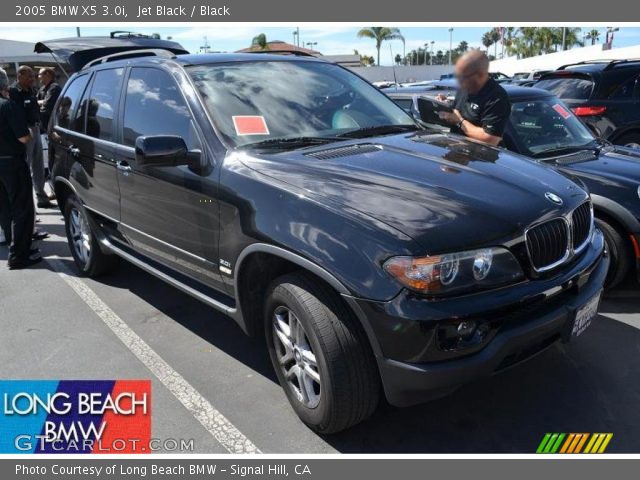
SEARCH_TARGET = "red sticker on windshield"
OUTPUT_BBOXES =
[552,104,571,119]
[233,116,270,136]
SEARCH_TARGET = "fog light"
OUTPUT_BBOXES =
[457,320,477,338]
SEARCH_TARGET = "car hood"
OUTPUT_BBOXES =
[553,148,640,186]
[238,132,588,254]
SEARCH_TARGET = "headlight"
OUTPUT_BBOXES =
[383,247,524,296]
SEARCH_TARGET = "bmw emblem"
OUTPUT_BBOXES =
[545,192,564,205]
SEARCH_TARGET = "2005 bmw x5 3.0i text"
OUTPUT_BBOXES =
[48,50,608,433]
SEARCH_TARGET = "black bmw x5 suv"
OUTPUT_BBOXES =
[48,48,607,433]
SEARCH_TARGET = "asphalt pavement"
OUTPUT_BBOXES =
[1,205,639,453]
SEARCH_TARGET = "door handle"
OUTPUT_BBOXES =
[68,146,80,158]
[116,160,132,173]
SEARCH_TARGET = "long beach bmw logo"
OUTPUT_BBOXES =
[545,192,564,205]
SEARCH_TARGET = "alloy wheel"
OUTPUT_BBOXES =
[272,306,321,408]
[69,207,91,265]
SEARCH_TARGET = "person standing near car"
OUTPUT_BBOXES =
[37,67,61,174]
[0,68,42,269]
[37,68,61,131]
[11,65,53,209]
[437,50,511,146]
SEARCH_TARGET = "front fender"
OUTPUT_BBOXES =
[218,160,421,301]
[591,193,640,234]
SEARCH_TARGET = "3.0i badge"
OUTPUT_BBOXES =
[545,192,563,205]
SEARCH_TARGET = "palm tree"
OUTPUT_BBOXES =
[562,27,583,50]
[394,53,402,65]
[457,41,469,53]
[490,28,501,59]
[356,27,404,66]
[586,29,601,45]
[251,33,268,50]
[503,27,518,57]
[536,27,556,54]
[481,31,494,54]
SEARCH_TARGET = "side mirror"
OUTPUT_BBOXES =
[135,135,190,168]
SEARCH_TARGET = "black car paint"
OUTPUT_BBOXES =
[50,53,607,407]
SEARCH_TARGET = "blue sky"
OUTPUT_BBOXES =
[2,26,639,65]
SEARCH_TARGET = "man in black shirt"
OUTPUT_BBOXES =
[437,50,511,146]
[0,68,41,269]
[11,65,52,208]
[37,67,61,133]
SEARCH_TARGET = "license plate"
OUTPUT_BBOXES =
[571,292,601,338]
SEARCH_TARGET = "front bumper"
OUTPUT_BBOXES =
[351,230,608,407]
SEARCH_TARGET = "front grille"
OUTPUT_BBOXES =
[571,201,592,251]
[525,218,570,271]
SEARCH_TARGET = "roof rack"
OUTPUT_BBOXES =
[558,58,640,70]
[241,50,318,58]
[110,31,157,39]
[82,49,176,70]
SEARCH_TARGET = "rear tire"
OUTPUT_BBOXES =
[596,218,632,289]
[63,195,118,277]
[265,272,380,433]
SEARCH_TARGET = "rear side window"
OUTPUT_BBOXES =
[608,76,638,100]
[85,68,124,142]
[536,77,595,100]
[122,68,200,150]
[55,74,89,132]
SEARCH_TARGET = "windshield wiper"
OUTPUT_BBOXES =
[336,124,418,139]
[239,136,342,151]
[532,145,598,159]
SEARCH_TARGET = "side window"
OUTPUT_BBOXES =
[609,77,636,100]
[123,68,200,150]
[86,68,124,142]
[54,74,89,132]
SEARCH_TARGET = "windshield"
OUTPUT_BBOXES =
[187,60,415,147]
[535,76,594,100]
[509,98,596,156]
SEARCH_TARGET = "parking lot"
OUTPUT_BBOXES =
[1,206,639,453]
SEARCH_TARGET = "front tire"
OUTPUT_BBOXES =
[596,218,632,289]
[265,272,380,434]
[63,195,118,277]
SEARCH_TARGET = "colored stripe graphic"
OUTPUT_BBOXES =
[95,380,151,453]
[36,380,116,453]
[538,433,613,454]
[0,380,59,453]
[537,433,566,453]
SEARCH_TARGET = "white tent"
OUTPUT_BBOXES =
[0,38,64,81]
[491,44,640,76]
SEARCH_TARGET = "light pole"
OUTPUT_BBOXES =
[424,43,429,65]
[306,42,318,52]
[606,27,619,48]
[292,27,300,47]
[430,41,435,65]
[448,28,454,65]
